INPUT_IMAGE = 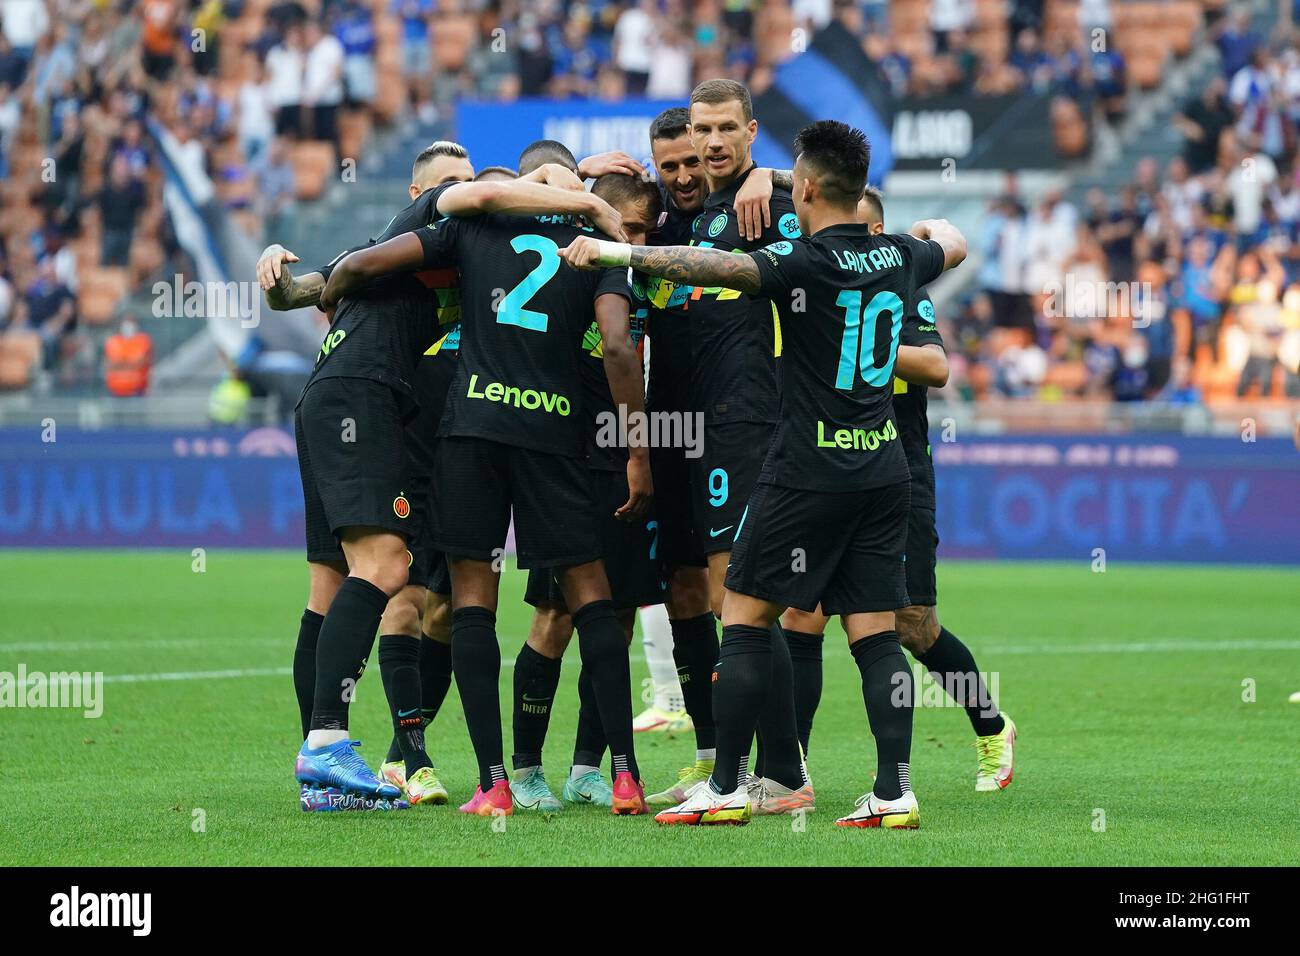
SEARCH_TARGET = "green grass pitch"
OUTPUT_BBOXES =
[1,550,1296,866]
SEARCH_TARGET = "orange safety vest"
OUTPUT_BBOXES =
[105,332,153,397]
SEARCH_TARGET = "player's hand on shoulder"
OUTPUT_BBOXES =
[616,456,654,521]
[735,167,774,242]
[256,245,299,290]
[578,150,645,180]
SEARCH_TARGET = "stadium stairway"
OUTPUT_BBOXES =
[272,117,453,272]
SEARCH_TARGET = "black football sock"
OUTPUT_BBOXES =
[784,628,824,757]
[512,643,563,770]
[753,624,805,790]
[419,635,454,725]
[572,600,638,780]
[378,635,432,777]
[709,624,772,793]
[573,665,607,769]
[851,631,913,800]
[293,608,323,739]
[451,606,506,791]
[916,626,1005,737]
[670,613,719,751]
[310,577,387,733]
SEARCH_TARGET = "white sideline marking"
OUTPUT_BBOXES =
[0,638,274,653]
[977,639,1300,656]
[101,667,293,684]
[5,639,1297,687]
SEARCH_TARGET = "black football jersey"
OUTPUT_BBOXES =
[663,165,800,425]
[894,289,945,510]
[416,212,630,457]
[749,224,945,492]
[299,182,459,416]
[643,197,696,415]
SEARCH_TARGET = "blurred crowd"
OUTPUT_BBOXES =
[3,0,1290,411]
[951,9,1300,404]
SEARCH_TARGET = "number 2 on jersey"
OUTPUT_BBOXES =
[497,234,560,332]
[834,289,903,389]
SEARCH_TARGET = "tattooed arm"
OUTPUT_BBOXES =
[559,236,762,295]
[257,245,327,311]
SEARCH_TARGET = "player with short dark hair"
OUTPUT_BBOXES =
[318,141,653,817]
[518,139,579,175]
[780,187,1018,794]
[560,119,968,827]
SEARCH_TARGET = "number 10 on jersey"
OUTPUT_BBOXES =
[834,289,903,390]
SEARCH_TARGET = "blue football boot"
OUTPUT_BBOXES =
[295,739,401,799]
[299,783,410,812]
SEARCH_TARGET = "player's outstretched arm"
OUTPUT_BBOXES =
[559,237,762,295]
[318,232,426,311]
[435,181,627,240]
[895,344,949,388]
[908,219,968,271]
[595,292,653,520]
[257,244,326,310]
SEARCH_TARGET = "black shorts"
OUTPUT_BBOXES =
[523,469,666,611]
[295,378,414,563]
[649,444,706,569]
[904,503,938,608]
[426,554,452,596]
[725,480,911,616]
[691,421,773,556]
[432,436,600,570]
[403,473,441,588]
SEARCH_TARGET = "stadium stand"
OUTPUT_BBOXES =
[0,0,1294,431]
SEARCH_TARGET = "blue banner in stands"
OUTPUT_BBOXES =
[1,429,1297,562]
[454,97,794,171]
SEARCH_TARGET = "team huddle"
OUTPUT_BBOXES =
[257,77,1018,828]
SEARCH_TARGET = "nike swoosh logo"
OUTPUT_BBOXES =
[521,695,551,704]
[709,526,733,537]
[397,708,419,717]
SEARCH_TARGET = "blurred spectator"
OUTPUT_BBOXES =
[335,1,376,106]
[0,32,26,89]
[104,317,153,397]
[0,81,17,178]
[237,49,274,163]
[1227,136,1279,238]
[1216,6,1261,79]
[257,136,297,245]
[139,0,178,82]
[1174,76,1232,173]
[929,0,974,54]
[614,0,655,96]
[191,0,225,77]
[93,156,147,268]
[19,256,75,369]
[266,23,304,138]
[648,18,693,100]
[1,0,49,65]
[302,18,343,148]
